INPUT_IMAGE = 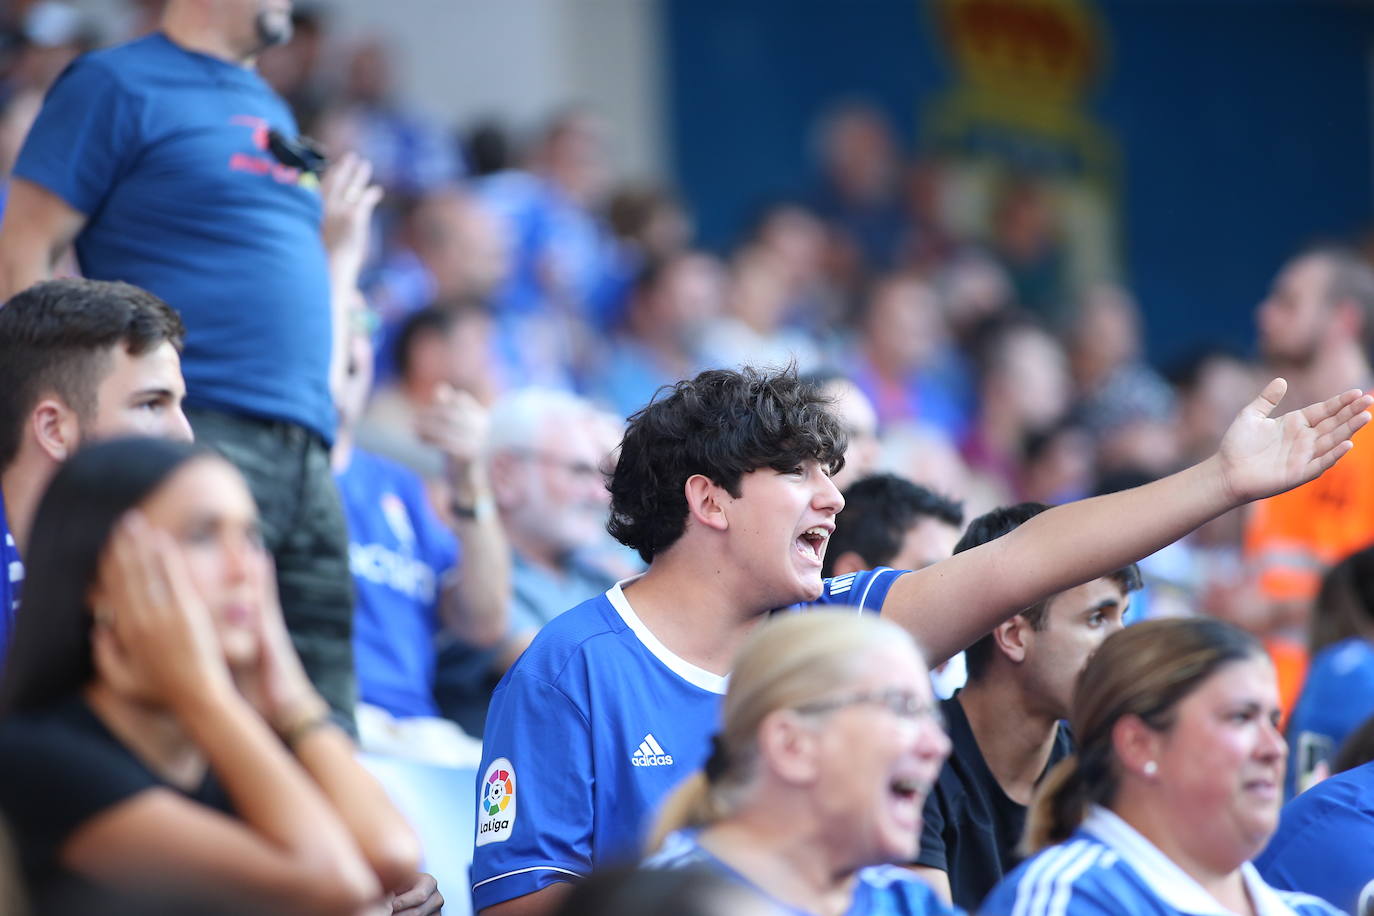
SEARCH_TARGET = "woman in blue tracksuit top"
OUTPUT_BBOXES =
[981,618,1342,916]
[646,611,959,916]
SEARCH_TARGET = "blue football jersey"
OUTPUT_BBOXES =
[1257,761,1374,915]
[470,569,906,910]
[981,807,1343,916]
[649,829,962,916]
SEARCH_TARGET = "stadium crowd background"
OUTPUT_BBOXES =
[2,1,1374,915]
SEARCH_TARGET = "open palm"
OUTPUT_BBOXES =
[1218,379,1373,503]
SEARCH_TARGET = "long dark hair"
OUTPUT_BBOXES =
[0,436,210,714]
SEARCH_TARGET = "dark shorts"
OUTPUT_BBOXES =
[186,406,357,732]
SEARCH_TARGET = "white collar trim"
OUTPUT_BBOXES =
[606,578,729,695]
[1082,806,1299,916]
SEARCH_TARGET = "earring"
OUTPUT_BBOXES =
[1143,760,1158,777]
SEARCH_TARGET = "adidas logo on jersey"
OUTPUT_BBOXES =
[630,733,674,767]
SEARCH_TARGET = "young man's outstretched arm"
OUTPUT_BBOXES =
[888,380,1372,664]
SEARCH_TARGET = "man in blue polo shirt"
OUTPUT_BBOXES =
[0,0,379,725]
[472,365,1372,915]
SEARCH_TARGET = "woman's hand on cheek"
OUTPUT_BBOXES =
[247,558,327,735]
[93,512,234,711]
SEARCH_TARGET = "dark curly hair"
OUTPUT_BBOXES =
[608,367,847,563]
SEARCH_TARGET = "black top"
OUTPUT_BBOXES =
[0,694,232,913]
[914,694,1074,911]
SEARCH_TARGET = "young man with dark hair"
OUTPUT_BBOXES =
[823,473,963,578]
[910,503,1141,910]
[0,278,191,665]
[472,364,1369,916]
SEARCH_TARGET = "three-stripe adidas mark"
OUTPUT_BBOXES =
[630,733,674,767]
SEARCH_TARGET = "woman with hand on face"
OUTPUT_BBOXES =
[646,611,957,916]
[0,437,422,914]
[980,618,1341,916]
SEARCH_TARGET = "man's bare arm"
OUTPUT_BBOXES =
[888,380,1374,665]
[0,178,86,297]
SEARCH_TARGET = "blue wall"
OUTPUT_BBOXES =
[663,0,1374,365]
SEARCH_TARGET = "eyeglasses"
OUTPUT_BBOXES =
[267,128,328,177]
[795,689,944,726]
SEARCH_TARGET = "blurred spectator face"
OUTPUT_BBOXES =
[128,456,267,670]
[541,111,610,207]
[400,308,493,401]
[1257,254,1333,368]
[882,425,970,502]
[993,326,1071,431]
[409,190,511,301]
[1022,577,1130,718]
[497,417,610,557]
[891,516,961,573]
[607,185,691,260]
[728,247,790,333]
[941,253,1013,339]
[821,378,880,493]
[1021,424,1095,505]
[756,205,827,289]
[631,252,725,347]
[1178,354,1255,459]
[345,37,391,104]
[822,105,898,202]
[1072,284,1141,386]
[87,340,193,443]
[863,275,948,373]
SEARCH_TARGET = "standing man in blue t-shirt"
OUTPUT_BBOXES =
[0,0,382,726]
[472,364,1372,915]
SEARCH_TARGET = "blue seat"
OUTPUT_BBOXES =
[362,754,477,916]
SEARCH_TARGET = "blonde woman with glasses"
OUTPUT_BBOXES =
[647,611,956,916]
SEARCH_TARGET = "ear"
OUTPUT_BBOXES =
[1111,713,1163,782]
[486,451,522,509]
[830,550,866,577]
[1333,298,1365,343]
[756,708,821,786]
[683,474,729,533]
[992,614,1032,665]
[29,397,81,463]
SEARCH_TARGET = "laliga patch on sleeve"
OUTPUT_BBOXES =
[476,757,517,846]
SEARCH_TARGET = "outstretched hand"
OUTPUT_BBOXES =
[1217,378,1373,504]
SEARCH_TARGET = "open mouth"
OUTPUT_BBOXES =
[890,776,924,802]
[797,526,829,563]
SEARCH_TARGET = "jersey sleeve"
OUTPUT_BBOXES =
[810,568,908,613]
[14,57,145,216]
[1256,797,1373,915]
[471,668,594,910]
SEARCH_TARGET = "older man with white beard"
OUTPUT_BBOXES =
[435,388,620,735]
